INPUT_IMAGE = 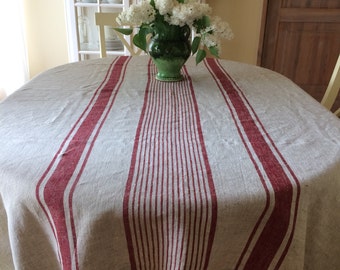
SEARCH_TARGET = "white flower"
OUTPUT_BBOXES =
[154,0,175,16]
[117,1,156,26]
[205,16,234,40]
[202,34,218,48]
[193,15,233,53]
[168,3,211,27]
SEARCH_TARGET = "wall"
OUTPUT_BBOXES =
[24,0,69,78]
[207,0,264,65]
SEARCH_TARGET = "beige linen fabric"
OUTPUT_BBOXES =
[0,56,339,270]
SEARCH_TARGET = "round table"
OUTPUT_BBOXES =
[0,56,340,270]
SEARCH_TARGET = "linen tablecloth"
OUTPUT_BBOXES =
[1,56,340,270]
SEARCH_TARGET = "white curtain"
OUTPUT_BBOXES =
[0,0,28,99]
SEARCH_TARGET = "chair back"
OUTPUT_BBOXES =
[95,12,142,57]
[321,54,340,116]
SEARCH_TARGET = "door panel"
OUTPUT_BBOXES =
[282,0,340,8]
[260,0,340,111]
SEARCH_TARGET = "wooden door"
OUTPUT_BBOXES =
[259,0,340,111]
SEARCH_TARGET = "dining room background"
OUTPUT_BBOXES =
[22,0,264,79]
[0,0,263,99]
[2,0,339,109]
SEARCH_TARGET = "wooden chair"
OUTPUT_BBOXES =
[95,12,142,57]
[0,88,7,101]
[321,54,340,117]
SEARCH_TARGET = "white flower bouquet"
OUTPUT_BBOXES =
[115,0,233,64]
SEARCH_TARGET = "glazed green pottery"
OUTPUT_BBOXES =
[148,23,191,82]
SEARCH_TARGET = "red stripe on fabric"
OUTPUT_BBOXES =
[123,60,152,270]
[227,66,301,269]
[123,61,217,270]
[205,60,272,269]
[205,58,300,269]
[35,57,120,267]
[230,71,301,269]
[185,64,217,270]
[36,56,130,270]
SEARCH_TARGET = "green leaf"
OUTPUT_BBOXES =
[132,26,152,52]
[133,33,145,51]
[194,15,211,33]
[191,37,201,54]
[209,46,219,58]
[113,28,133,35]
[196,49,206,65]
[202,15,211,28]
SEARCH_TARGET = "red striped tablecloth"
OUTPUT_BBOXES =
[0,56,340,270]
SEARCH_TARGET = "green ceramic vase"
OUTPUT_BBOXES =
[147,23,191,82]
